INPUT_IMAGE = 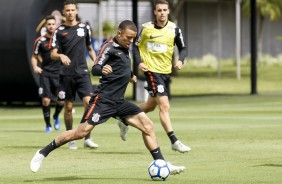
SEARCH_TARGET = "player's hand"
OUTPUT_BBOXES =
[130,75,137,83]
[174,60,183,70]
[60,55,71,66]
[102,64,112,75]
[138,63,148,72]
[33,66,43,74]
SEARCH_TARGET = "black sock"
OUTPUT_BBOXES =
[150,147,165,160]
[53,103,63,119]
[85,132,91,140]
[42,105,51,127]
[167,131,178,144]
[39,140,58,157]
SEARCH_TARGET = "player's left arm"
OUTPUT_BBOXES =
[85,25,96,63]
[174,27,187,70]
[87,44,96,63]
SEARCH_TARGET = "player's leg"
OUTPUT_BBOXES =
[77,75,98,149]
[139,95,158,113]
[30,122,94,173]
[39,75,52,133]
[51,76,64,130]
[156,95,190,152]
[82,95,98,149]
[125,111,186,175]
[42,97,52,133]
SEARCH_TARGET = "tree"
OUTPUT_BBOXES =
[242,0,282,59]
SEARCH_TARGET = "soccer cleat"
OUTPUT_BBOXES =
[117,120,128,141]
[45,126,52,133]
[30,150,45,173]
[69,141,78,150]
[171,140,191,153]
[167,162,186,175]
[53,117,60,130]
[84,139,99,149]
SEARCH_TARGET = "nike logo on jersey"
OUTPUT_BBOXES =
[150,35,163,39]
[62,32,68,36]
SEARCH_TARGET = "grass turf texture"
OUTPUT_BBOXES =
[1,95,282,183]
[1,63,282,183]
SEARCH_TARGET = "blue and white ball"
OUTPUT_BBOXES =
[148,159,170,181]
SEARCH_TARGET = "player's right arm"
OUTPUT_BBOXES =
[50,28,71,66]
[50,48,70,66]
[92,41,113,76]
[31,54,42,74]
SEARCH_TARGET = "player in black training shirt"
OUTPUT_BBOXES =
[50,0,97,149]
[30,20,186,176]
[31,15,64,133]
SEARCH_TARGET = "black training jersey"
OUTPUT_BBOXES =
[51,23,92,76]
[33,35,61,76]
[92,38,132,101]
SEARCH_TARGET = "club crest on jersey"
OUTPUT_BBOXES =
[58,91,65,100]
[38,87,43,95]
[157,85,165,93]
[77,28,85,37]
[92,113,100,123]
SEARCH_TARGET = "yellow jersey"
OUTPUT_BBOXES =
[137,21,178,74]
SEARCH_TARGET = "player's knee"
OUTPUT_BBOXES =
[142,120,154,135]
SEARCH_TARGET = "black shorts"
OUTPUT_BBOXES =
[38,75,60,98]
[81,95,143,125]
[144,71,170,97]
[58,75,92,101]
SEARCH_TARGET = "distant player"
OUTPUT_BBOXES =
[50,0,98,149]
[31,15,64,133]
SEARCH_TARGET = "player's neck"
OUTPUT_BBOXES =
[65,19,78,27]
[156,20,168,28]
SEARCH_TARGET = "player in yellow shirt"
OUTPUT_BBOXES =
[118,0,191,153]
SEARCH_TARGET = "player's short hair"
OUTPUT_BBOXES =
[64,0,77,7]
[153,0,170,10]
[45,15,55,22]
[118,20,137,33]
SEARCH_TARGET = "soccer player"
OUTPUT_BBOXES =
[30,20,186,175]
[31,15,64,133]
[50,0,98,149]
[118,0,191,153]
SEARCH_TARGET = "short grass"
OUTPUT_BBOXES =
[1,63,282,183]
[1,95,282,184]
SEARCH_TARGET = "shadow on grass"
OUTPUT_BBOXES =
[24,176,148,182]
[252,164,282,167]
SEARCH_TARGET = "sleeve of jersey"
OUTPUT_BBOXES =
[92,43,111,76]
[175,27,187,63]
[33,39,40,55]
[133,29,143,65]
[85,25,92,46]
[50,30,59,49]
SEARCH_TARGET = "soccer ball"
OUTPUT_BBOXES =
[148,159,170,181]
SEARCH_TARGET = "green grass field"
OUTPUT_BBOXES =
[1,95,282,183]
[1,64,282,183]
